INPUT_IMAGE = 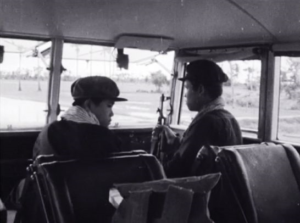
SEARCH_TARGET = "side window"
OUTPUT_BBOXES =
[0,38,50,131]
[179,59,261,137]
[59,43,174,127]
[277,56,300,144]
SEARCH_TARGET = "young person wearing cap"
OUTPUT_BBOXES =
[153,59,242,178]
[5,76,127,223]
[33,76,127,158]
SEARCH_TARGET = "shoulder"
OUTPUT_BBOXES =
[46,120,121,155]
[48,120,111,133]
[192,109,238,130]
[202,109,237,122]
[205,109,234,117]
[46,120,116,143]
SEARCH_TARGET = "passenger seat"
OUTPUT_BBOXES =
[193,143,300,223]
[31,153,166,223]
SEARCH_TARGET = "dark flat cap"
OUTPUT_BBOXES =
[179,59,228,85]
[71,76,127,101]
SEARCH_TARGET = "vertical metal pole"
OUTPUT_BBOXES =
[47,39,63,124]
[258,49,277,141]
[271,57,281,140]
[169,58,185,125]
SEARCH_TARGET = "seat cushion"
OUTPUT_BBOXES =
[219,144,300,223]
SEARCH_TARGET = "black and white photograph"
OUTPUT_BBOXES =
[1,1,300,222]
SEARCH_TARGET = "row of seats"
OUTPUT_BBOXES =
[21,152,166,223]
[13,143,300,223]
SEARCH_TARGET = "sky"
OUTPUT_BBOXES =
[0,38,174,80]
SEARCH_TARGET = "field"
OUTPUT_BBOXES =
[0,79,170,129]
[0,79,299,143]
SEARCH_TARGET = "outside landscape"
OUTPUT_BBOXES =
[0,39,299,144]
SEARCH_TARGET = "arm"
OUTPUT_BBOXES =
[163,116,218,178]
[32,123,57,158]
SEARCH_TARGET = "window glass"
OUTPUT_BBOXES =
[179,60,261,137]
[59,43,174,127]
[0,38,50,131]
[277,56,300,144]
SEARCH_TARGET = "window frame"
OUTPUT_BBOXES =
[171,46,300,146]
[47,39,63,124]
[58,40,176,128]
[272,53,300,146]
[1,36,300,147]
[0,36,53,131]
[170,46,275,141]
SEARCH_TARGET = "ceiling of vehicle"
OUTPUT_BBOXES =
[1,0,300,50]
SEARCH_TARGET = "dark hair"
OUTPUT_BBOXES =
[190,82,223,100]
[72,98,103,107]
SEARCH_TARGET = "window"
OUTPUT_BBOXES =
[179,59,261,137]
[0,38,50,131]
[277,56,300,144]
[59,43,174,127]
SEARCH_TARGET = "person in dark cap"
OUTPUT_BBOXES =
[6,76,127,223]
[153,59,242,178]
[33,76,127,158]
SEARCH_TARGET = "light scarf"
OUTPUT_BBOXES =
[185,97,225,134]
[61,105,100,125]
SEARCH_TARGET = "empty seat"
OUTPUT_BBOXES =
[195,143,300,223]
[34,154,166,223]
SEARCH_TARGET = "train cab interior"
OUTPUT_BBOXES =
[1,0,300,222]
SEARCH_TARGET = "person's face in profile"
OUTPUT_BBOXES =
[89,99,115,127]
[184,80,200,111]
[184,80,208,112]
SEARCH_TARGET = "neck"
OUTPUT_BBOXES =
[197,96,213,112]
[198,97,224,113]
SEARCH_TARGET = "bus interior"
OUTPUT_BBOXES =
[1,0,300,222]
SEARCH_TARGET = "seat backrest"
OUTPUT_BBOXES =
[34,150,147,165]
[36,154,166,223]
[216,143,300,223]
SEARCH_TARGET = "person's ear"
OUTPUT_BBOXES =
[196,84,204,97]
[83,99,92,111]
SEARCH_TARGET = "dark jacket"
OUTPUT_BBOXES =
[14,121,122,223]
[164,109,242,178]
[33,120,122,158]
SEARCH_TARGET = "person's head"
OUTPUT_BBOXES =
[71,76,127,127]
[179,59,228,111]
